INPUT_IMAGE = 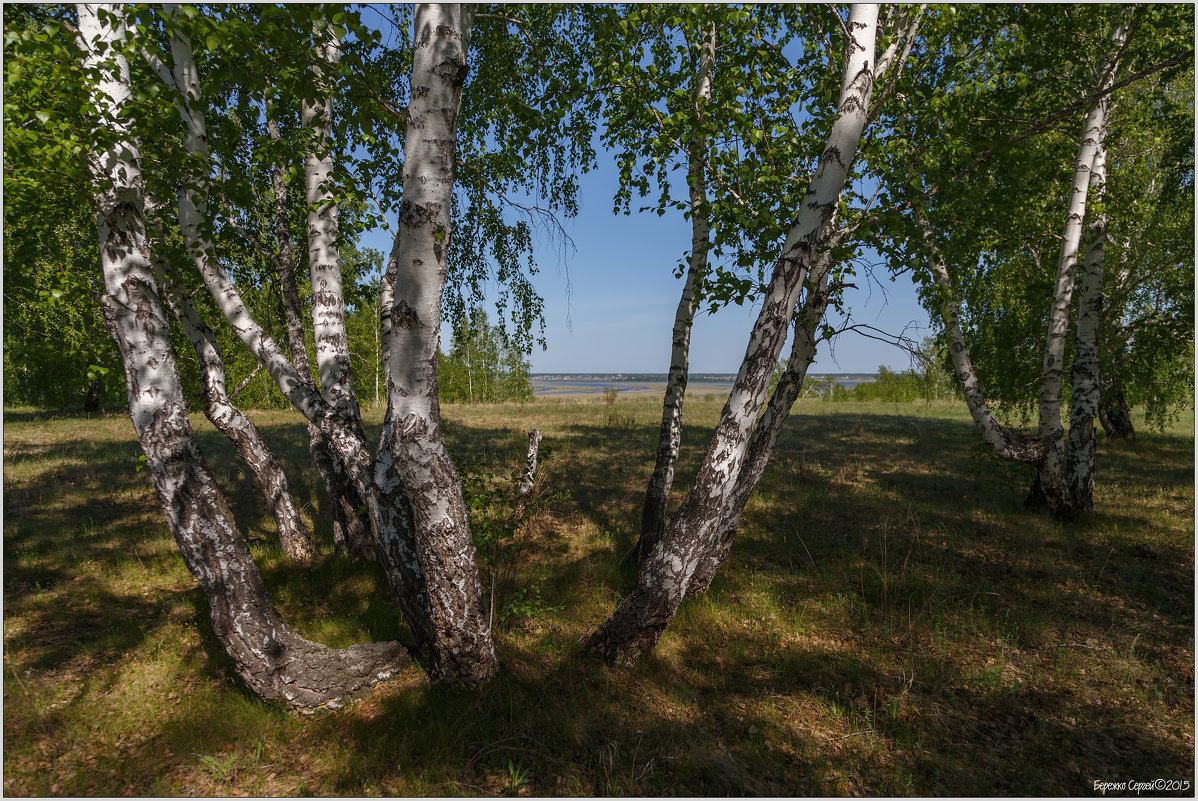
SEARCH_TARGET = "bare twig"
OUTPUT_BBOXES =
[228,363,262,399]
[869,5,924,122]
[216,193,277,264]
[474,12,528,26]
[364,182,397,238]
[834,729,875,741]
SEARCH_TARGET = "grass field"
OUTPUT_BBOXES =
[4,395,1194,796]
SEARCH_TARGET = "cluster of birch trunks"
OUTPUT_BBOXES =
[80,3,1148,711]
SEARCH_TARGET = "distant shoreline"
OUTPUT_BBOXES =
[529,372,875,398]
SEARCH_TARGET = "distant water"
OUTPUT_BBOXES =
[529,372,874,397]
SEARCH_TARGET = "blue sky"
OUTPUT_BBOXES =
[364,152,934,375]
[354,6,934,376]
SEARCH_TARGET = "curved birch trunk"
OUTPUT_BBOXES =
[638,22,716,562]
[587,4,879,664]
[688,251,835,593]
[153,250,316,562]
[1066,135,1109,512]
[157,10,435,657]
[383,3,497,683]
[270,95,373,561]
[920,215,1046,464]
[1032,13,1129,516]
[79,3,407,712]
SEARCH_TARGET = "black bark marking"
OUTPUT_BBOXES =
[394,299,420,330]
[399,199,442,230]
[432,54,469,86]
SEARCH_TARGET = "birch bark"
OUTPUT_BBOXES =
[1033,14,1130,516]
[587,4,879,664]
[920,214,1046,465]
[154,10,433,654]
[303,18,360,420]
[513,429,543,523]
[638,22,716,561]
[79,3,407,712]
[152,247,315,562]
[688,248,836,593]
[381,236,400,395]
[268,105,373,561]
[1066,136,1108,512]
[382,3,497,682]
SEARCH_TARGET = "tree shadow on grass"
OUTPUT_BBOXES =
[5,405,1191,796]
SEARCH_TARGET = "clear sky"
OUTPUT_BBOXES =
[362,148,935,376]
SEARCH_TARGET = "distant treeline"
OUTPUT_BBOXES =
[800,365,959,403]
[532,373,740,384]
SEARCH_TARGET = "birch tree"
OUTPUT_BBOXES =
[586,4,881,663]
[1064,133,1108,513]
[74,1,407,712]
[882,4,1190,516]
[133,2,591,688]
[151,237,316,562]
[377,2,502,681]
[688,3,925,587]
[1026,13,1131,514]
[636,17,715,560]
[218,66,374,559]
[297,12,376,560]
[142,3,494,679]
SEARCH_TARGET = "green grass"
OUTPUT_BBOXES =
[4,397,1194,795]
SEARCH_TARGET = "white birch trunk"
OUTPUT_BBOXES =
[156,10,434,647]
[266,105,371,560]
[165,11,371,498]
[303,19,361,419]
[639,22,716,561]
[920,213,1046,464]
[587,4,879,663]
[513,429,543,523]
[381,3,497,682]
[79,3,407,712]
[153,248,316,562]
[1066,135,1108,512]
[381,237,399,396]
[688,249,836,593]
[159,14,324,422]
[1033,15,1130,515]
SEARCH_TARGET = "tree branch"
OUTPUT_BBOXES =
[216,192,277,264]
[229,363,263,399]
[474,13,528,27]
[948,48,1194,188]
[869,5,924,123]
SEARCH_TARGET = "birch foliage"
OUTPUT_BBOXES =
[880,4,1193,431]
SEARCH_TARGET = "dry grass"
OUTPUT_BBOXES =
[3,396,1193,796]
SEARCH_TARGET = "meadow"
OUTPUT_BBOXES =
[3,395,1193,796]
